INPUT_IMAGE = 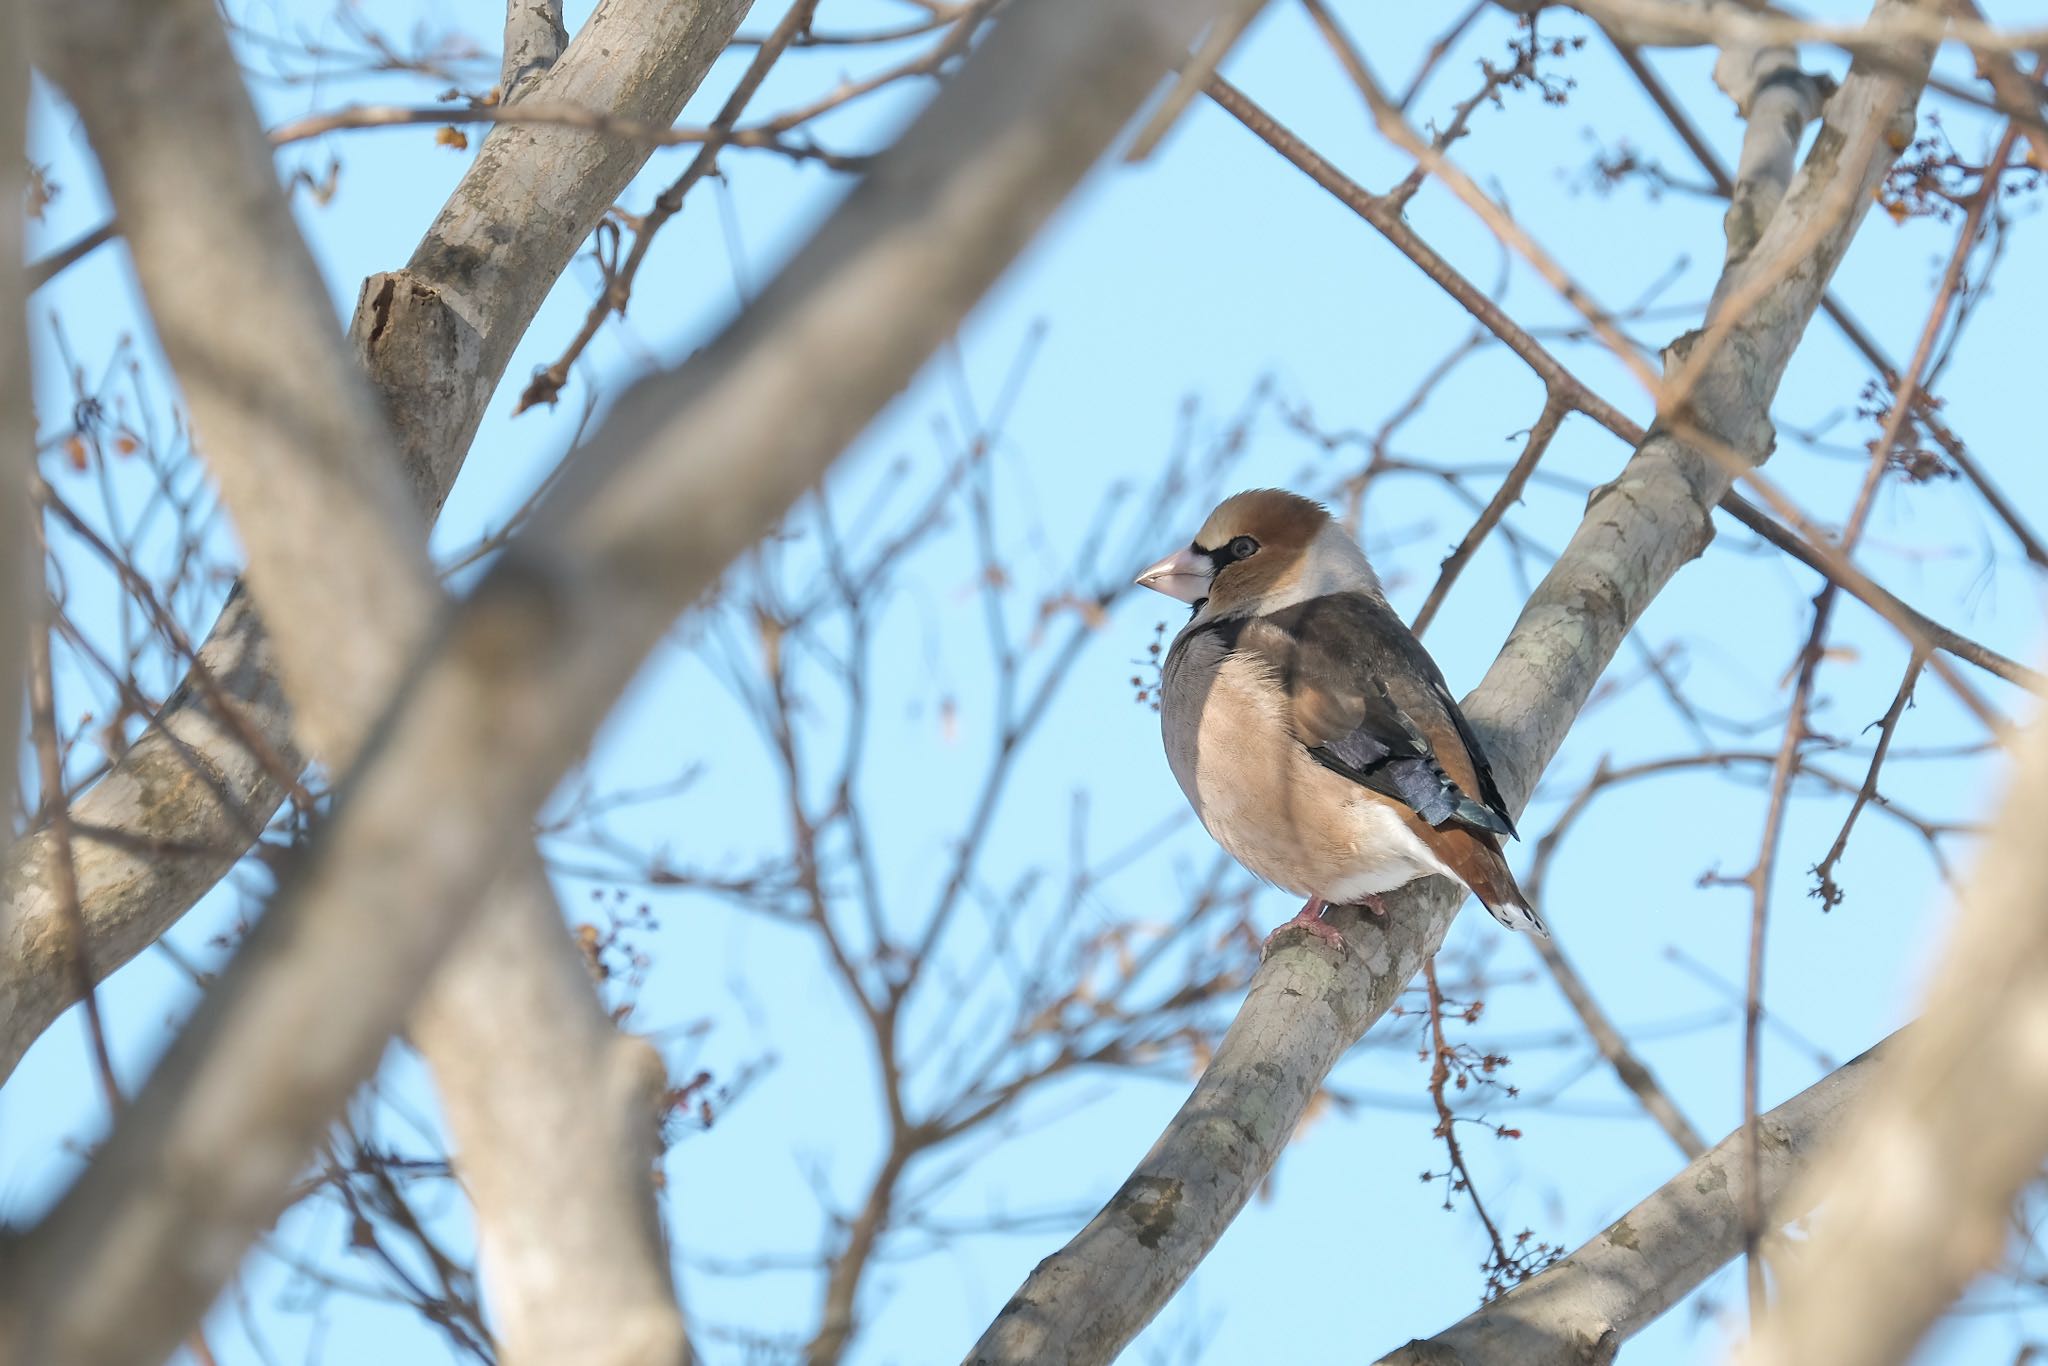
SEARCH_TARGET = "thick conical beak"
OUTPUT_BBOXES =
[1135,545,1210,604]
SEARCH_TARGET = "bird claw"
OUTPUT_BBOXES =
[1263,898,1347,956]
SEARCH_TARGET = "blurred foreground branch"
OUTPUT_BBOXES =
[1737,677,2048,1364]
[6,1,1223,1361]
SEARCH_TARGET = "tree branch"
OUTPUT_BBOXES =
[5,2,1221,1362]
[964,15,1934,1360]
[1713,28,1836,270]
[501,0,568,103]
[31,0,435,770]
[1603,32,2048,573]
[1375,1034,1894,1366]
[1950,0,2048,180]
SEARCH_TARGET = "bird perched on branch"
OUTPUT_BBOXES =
[1136,489,1546,950]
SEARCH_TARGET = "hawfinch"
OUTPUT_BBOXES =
[1137,489,1546,947]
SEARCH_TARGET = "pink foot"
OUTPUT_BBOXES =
[1359,892,1389,919]
[1264,896,1347,955]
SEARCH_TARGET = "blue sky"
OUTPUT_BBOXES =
[8,0,2048,1362]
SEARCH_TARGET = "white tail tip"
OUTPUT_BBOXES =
[1487,899,1550,938]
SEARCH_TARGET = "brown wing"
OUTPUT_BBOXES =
[1232,594,1516,839]
[1230,594,1547,934]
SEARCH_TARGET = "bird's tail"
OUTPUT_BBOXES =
[1403,814,1551,937]
[1473,844,1548,937]
[1480,891,1550,938]
[1442,829,1551,937]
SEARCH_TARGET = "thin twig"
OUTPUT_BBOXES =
[1411,396,1567,637]
[26,585,122,1117]
[1398,0,1491,109]
[26,220,118,292]
[1421,959,1518,1290]
[1535,934,1707,1158]
[514,0,835,412]
[266,97,864,168]
[1813,652,1928,910]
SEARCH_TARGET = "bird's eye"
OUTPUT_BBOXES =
[1228,535,1260,562]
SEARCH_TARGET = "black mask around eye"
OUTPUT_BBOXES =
[1201,534,1261,570]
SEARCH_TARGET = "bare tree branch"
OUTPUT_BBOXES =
[1337,0,2002,742]
[515,0,837,414]
[0,0,753,1085]
[1534,937,1706,1159]
[1724,110,2014,1315]
[501,0,569,103]
[1602,31,2048,573]
[964,12,1935,1360]
[1376,1034,1894,1366]
[0,522,301,1081]
[267,99,866,171]
[4,2,1222,1362]
[24,219,118,294]
[367,0,751,515]
[1713,30,1836,269]
[1735,685,2048,1362]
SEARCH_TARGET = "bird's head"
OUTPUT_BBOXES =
[1136,488,1379,619]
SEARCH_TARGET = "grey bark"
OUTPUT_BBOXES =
[963,9,1934,1361]
[1714,36,1837,270]
[501,0,570,103]
[1376,1036,1893,1366]
[1,590,296,1074]
[1736,689,2048,1364]
[3,1,1220,1363]
[367,0,750,518]
[0,0,750,1085]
